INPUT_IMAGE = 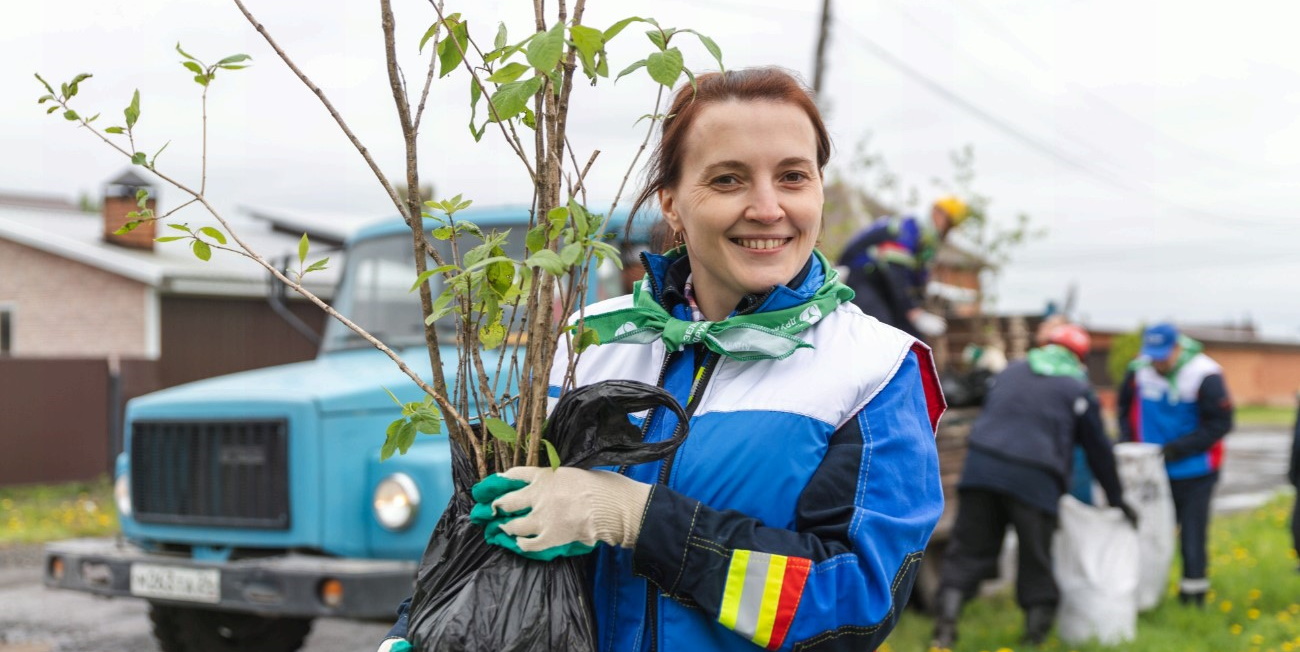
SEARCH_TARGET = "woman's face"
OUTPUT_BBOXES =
[659,100,823,321]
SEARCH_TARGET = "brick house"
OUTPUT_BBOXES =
[0,171,359,486]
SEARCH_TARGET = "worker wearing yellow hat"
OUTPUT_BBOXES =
[835,196,970,339]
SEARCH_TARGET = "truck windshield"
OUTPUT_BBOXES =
[321,228,528,352]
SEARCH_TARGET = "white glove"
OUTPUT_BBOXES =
[493,467,652,553]
[377,638,409,652]
[912,310,948,336]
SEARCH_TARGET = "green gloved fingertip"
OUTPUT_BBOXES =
[390,640,413,652]
[470,473,529,504]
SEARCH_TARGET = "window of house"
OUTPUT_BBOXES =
[0,306,12,356]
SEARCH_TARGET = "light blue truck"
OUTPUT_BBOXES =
[42,207,635,651]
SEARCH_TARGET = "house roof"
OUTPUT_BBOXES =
[0,199,365,299]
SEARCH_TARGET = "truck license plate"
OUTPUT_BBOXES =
[129,564,221,604]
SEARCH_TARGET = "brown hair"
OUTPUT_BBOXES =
[626,67,831,248]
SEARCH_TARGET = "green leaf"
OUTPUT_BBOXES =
[34,73,56,95]
[194,74,210,87]
[484,417,517,444]
[297,233,309,265]
[525,224,548,254]
[305,257,330,273]
[568,199,591,237]
[438,21,469,78]
[603,16,646,41]
[381,419,402,460]
[486,257,514,296]
[615,59,647,82]
[689,31,725,71]
[525,249,567,276]
[397,421,418,455]
[526,21,566,72]
[114,221,140,235]
[431,226,453,240]
[217,54,251,66]
[486,62,530,84]
[488,76,543,122]
[198,226,227,244]
[646,48,684,88]
[494,22,508,50]
[560,242,583,266]
[67,73,91,98]
[46,105,59,115]
[37,94,54,104]
[86,113,100,123]
[192,240,212,261]
[131,152,147,166]
[182,61,203,74]
[104,126,124,134]
[575,326,601,353]
[418,22,439,53]
[542,438,562,469]
[646,28,668,51]
[154,235,185,242]
[479,321,505,349]
[63,109,79,121]
[175,42,199,62]
[168,223,192,233]
[521,107,537,130]
[409,264,456,291]
[569,25,604,78]
[124,89,140,129]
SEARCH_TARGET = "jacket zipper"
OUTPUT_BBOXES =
[644,349,719,652]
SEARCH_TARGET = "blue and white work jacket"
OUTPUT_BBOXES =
[552,252,945,652]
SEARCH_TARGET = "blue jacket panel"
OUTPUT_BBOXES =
[1118,353,1233,480]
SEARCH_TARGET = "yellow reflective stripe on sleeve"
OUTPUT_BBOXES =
[719,549,750,630]
[752,553,788,648]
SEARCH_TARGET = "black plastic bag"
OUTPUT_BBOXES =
[406,379,689,652]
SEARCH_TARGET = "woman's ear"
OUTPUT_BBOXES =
[659,188,682,233]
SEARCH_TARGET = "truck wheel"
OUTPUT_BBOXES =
[149,602,313,652]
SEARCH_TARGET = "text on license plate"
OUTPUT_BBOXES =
[129,564,221,604]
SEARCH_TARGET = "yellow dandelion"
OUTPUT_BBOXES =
[1290,604,1300,614]
[1252,634,1265,645]
[1249,608,1261,620]
[1281,611,1294,623]
[1283,642,1293,652]
[1231,624,1243,635]
[996,648,1014,652]
[1249,589,1263,601]
[1222,601,1234,613]
[1234,547,1249,560]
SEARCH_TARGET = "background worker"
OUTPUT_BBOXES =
[931,324,1136,649]
[1118,322,1234,606]
[835,196,968,339]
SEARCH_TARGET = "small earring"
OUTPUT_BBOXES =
[672,230,685,248]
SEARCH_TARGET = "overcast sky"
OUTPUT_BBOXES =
[7,0,1299,337]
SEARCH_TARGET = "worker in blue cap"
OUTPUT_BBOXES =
[1117,322,1234,607]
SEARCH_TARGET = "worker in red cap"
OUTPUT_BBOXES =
[931,323,1137,649]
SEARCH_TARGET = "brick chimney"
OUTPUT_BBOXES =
[102,170,156,250]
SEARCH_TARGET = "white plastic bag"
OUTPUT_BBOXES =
[1113,442,1177,611]
[1053,495,1139,645]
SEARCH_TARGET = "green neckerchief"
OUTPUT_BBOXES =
[1129,334,1203,403]
[1026,344,1087,381]
[580,250,855,361]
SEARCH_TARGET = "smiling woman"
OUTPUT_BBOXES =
[401,67,950,652]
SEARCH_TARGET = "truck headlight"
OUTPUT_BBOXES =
[373,473,420,531]
[114,474,132,518]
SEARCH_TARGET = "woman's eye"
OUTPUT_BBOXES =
[712,174,739,186]
[782,171,810,183]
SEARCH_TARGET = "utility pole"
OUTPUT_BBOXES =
[812,0,833,105]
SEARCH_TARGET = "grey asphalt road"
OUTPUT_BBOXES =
[1,426,1294,652]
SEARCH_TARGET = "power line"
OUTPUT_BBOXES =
[841,24,1290,229]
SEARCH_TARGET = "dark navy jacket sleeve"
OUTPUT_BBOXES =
[1117,369,1137,443]
[631,352,943,651]
[1076,394,1124,508]
[1162,373,1233,461]
[383,597,411,641]
[1289,400,1300,487]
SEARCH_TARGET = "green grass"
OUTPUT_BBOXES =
[1236,404,1298,427]
[0,475,119,545]
[884,493,1300,652]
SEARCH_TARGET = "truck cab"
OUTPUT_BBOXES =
[43,206,638,651]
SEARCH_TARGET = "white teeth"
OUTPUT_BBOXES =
[735,238,786,250]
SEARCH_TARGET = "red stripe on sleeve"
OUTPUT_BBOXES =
[766,557,812,650]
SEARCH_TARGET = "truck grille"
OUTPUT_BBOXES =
[131,420,290,529]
